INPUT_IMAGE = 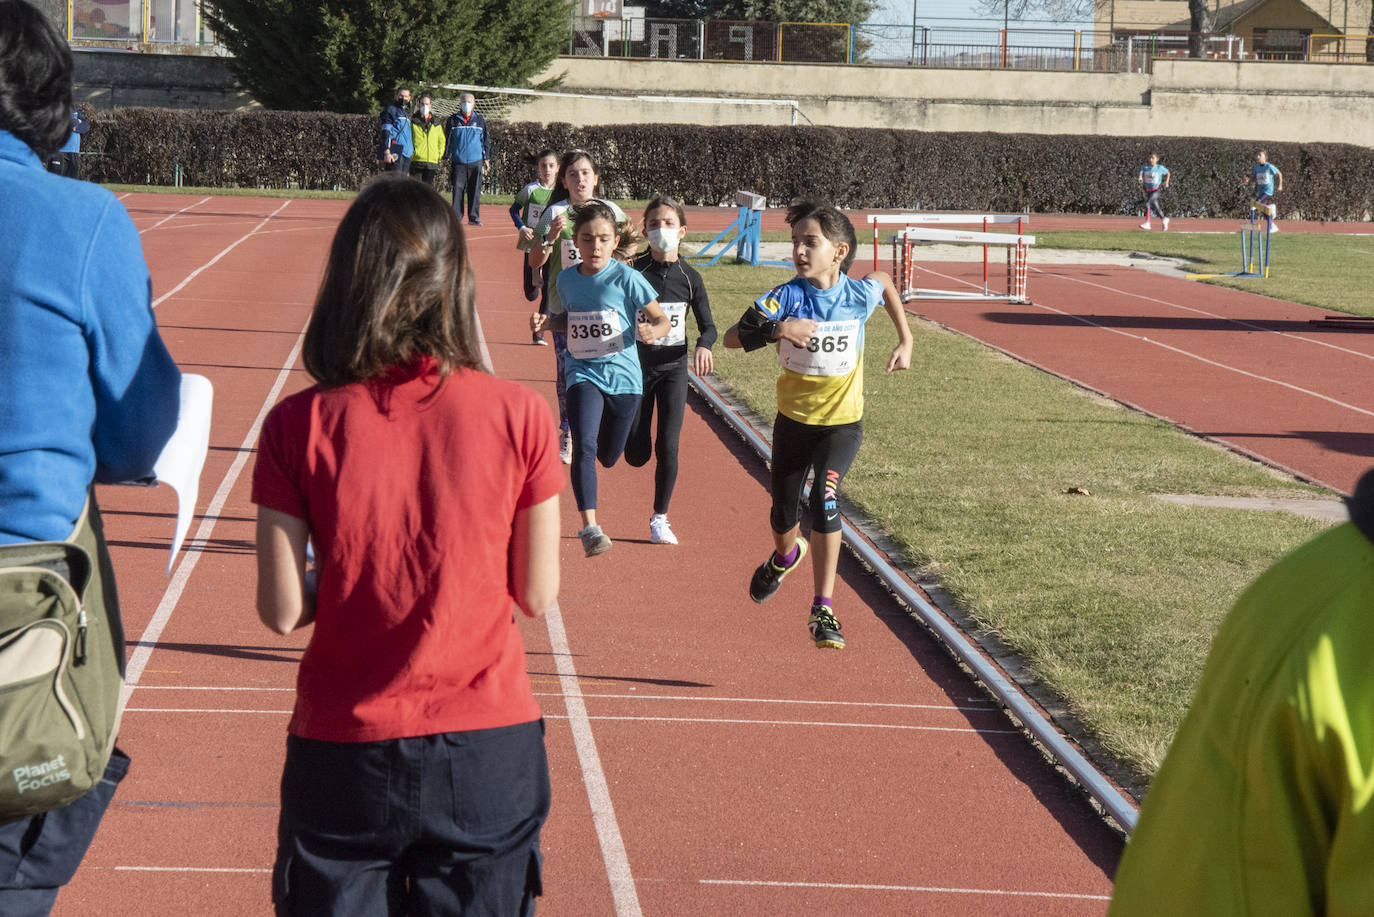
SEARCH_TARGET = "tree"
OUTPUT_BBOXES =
[205,0,572,113]
[1186,0,1215,57]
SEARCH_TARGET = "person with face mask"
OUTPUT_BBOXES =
[445,92,490,225]
[376,87,412,174]
[624,195,716,546]
[408,93,445,186]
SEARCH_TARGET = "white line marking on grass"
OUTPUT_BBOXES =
[545,714,1017,734]
[151,200,292,309]
[543,607,643,917]
[697,878,1109,901]
[533,691,996,712]
[137,196,211,235]
[121,327,306,703]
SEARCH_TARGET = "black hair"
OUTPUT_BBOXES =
[0,0,74,161]
[786,198,858,273]
[548,149,601,205]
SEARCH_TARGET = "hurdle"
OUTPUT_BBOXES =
[693,191,792,268]
[1187,206,1272,280]
[869,214,1034,304]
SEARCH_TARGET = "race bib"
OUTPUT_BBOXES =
[639,301,686,347]
[561,238,582,268]
[778,319,860,377]
[526,202,547,227]
[566,309,625,359]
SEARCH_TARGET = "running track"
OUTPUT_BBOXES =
[54,196,1367,915]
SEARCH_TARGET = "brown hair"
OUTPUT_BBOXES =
[786,198,858,273]
[643,194,687,227]
[302,175,483,388]
[571,200,641,263]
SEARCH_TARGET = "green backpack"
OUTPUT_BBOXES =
[0,501,124,824]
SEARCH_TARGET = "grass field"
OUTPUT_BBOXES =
[699,259,1331,792]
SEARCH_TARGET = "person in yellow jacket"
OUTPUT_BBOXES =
[1109,465,1374,917]
[409,93,446,186]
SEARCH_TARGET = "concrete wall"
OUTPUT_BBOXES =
[74,48,256,110]
[514,55,1374,147]
[71,48,1374,148]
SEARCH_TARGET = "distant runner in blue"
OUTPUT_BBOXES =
[1137,153,1170,231]
[1243,150,1283,233]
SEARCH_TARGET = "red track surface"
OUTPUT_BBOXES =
[67,194,1333,916]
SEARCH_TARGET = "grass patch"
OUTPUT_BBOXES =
[700,259,1330,787]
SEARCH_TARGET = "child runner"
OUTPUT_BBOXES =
[252,177,561,914]
[533,201,670,556]
[528,149,629,464]
[1138,152,1170,231]
[511,148,559,345]
[625,195,716,545]
[1243,149,1283,232]
[724,199,912,650]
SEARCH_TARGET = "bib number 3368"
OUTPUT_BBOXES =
[779,320,859,376]
[567,309,625,359]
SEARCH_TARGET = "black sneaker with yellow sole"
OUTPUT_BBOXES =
[808,605,844,649]
[748,537,808,603]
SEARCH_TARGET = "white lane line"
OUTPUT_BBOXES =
[542,606,642,917]
[698,878,1108,901]
[137,196,211,235]
[1020,299,1374,419]
[151,200,292,309]
[125,708,291,714]
[917,264,1374,418]
[534,691,995,712]
[131,685,294,691]
[115,866,270,874]
[1036,267,1374,362]
[121,327,306,701]
[546,714,1017,734]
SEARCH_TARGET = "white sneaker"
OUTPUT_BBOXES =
[1162,217,1170,231]
[559,429,572,465]
[649,513,678,545]
[1268,222,1279,233]
[1139,221,1151,230]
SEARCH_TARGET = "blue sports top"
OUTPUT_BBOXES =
[0,130,181,543]
[1252,162,1280,192]
[556,259,659,396]
[1139,164,1169,191]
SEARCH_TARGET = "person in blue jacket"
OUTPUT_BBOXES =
[376,87,412,174]
[445,92,490,225]
[45,107,88,178]
[0,2,182,913]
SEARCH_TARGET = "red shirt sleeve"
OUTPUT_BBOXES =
[517,388,563,510]
[251,395,309,520]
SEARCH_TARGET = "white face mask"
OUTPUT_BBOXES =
[420,104,430,115]
[460,101,474,115]
[647,227,680,253]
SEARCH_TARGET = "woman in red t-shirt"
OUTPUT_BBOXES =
[252,176,562,916]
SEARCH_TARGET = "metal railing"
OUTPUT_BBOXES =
[1305,33,1374,63]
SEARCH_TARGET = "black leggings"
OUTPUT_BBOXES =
[1144,188,1165,220]
[625,357,687,515]
[567,382,640,512]
[769,413,863,535]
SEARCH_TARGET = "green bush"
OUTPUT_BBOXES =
[83,107,1374,220]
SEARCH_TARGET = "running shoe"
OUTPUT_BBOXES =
[1162,217,1170,231]
[748,537,808,603]
[808,605,845,649]
[1139,221,1151,230]
[559,429,572,465]
[649,513,678,545]
[533,333,548,346]
[579,525,612,557]
[469,219,483,226]
[1269,222,1280,233]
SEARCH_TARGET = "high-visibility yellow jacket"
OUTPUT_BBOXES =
[411,115,446,166]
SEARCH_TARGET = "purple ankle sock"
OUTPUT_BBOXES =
[773,544,798,567]
[813,596,831,608]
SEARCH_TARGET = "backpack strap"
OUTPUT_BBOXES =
[1346,466,1374,546]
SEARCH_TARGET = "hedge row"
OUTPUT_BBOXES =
[80,107,1374,220]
